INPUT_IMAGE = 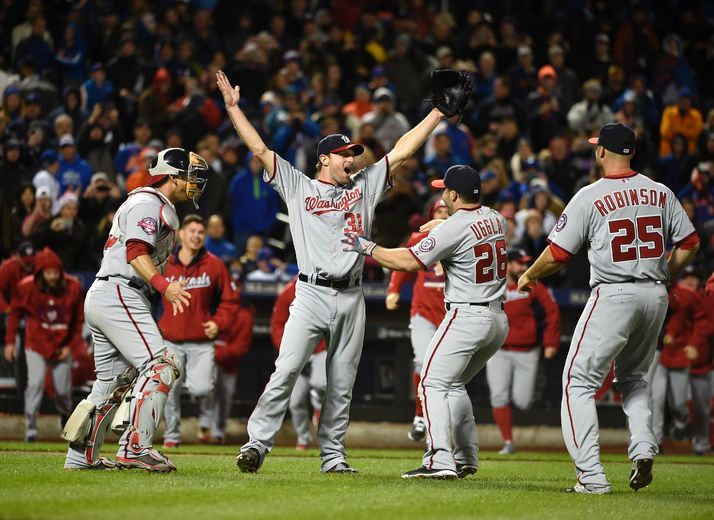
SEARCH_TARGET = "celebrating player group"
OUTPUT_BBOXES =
[55,67,699,493]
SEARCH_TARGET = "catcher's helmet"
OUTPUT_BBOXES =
[148,147,208,207]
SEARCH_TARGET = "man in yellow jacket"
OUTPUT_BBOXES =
[659,87,703,158]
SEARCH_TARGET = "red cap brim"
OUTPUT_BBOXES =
[588,137,599,145]
[431,179,446,188]
[329,143,364,156]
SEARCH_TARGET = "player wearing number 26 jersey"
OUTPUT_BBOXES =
[519,123,700,494]
[343,165,509,480]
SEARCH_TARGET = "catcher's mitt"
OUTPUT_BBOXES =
[429,69,472,118]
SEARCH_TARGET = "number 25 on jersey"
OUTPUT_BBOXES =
[608,215,664,263]
[474,239,507,283]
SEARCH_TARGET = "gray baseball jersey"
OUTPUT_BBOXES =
[410,207,508,303]
[97,187,179,281]
[265,153,390,281]
[405,205,510,473]
[548,174,695,286]
[554,172,696,491]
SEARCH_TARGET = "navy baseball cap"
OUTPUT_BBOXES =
[316,134,364,157]
[507,248,532,263]
[588,123,635,155]
[431,165,481,198]
[40,149,59,164]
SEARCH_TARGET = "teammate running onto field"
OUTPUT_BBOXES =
[344,164,509,480]
[518,123,699,493]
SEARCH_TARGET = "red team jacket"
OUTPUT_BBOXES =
[0,255,35,313]
[270,278,326,352]
[158,248,240,343]
[661,285,708,370]
[214,304,255,375]
[387,231,446,328]
[4,250,84,360]
[502,280,560,351]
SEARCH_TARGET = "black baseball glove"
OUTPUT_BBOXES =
[429,69,472,118]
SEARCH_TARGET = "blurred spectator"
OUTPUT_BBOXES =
[80,63,113,113]
[508,45,537,102]
[229,152,279,254]
[57,134,93,193]
[514,181,558,243]
[1,138,31,199]
[55,22,87,89]
[362,87,410,152]
[0,241,36,314]
[677,162,714,231]
[15,16,53,75]
[343,83,372,137]
[205,214,238,265]
[657,134,689,191]
[79,172,121,237]
[582,33,613,85]
[515,209,548,259]
[473,76,526,138]
[32,150,61,210]
[114,119,151,178]
[384,34,429,117]
[425,115,475,164]
[659,88,703,158]
[680,131,714,192]
[32,192,86,270]
[125,147,158,193]
[547,45,579,112]
[603,65,627,107]
[527,66,566,152]
[20,91,45,128]
[107,36,144,128]
[424,132,465,178]
[472,51,497,105]
[48,87,87,132]
[479,169,504,208]
[53,114,73,143]
[541,136,581,199]
[566,79,615,134]
[76,115,115,177]
[3,85,23,121]
[614,4,660,77]
[270,99,320,171]
[139,68,173,138]
[9,185,34,248]
[245,246,287,282]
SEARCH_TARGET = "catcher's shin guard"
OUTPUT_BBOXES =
[121,353,181,455]
[62,366,138,465]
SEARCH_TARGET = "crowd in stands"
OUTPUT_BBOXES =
[1,0,713,282]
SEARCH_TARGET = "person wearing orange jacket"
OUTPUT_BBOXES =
[198,300,255,444]
[659,88,703,157]
[486,248,560,454]
[158,214,240,448]
[3,248,84,442]
[271,277,327,450]
[650,265,707,446]
[385,199,449,442]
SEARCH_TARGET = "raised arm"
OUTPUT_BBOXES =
[216,70,275,176]
[386,108,445,171]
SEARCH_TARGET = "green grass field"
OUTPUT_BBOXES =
[1,442,712,519]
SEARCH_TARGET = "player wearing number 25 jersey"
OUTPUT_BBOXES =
[519,123,699,494]
[343,165,509,480]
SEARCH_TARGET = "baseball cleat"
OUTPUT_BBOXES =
[116,449,176,473]
[236,447,262,473]
[402,466,457,480]
[564,483,612,494]
[498,441,516,455]
[408,417,426,442]
[324,462,358,474]
[162,441,179,449]
[629,458,653,491]
[65,457,118,471]
[455,463,478,479]
[295,443,308,451]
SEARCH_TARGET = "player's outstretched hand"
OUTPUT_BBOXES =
[341,231,376,256]
[419,219,445,234]
[165,278,192,316]
[385,292,400,310]
[517,273,536,293]
[216,70,240,108]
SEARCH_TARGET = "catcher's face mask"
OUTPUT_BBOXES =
[179,152,208,208]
